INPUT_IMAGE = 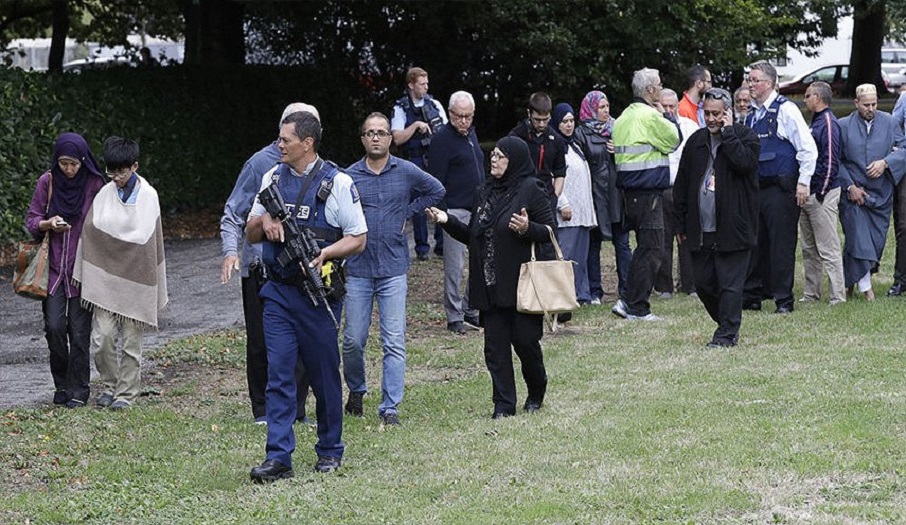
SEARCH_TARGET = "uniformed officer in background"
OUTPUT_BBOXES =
[246,111,367,481]
[391,66,448,260]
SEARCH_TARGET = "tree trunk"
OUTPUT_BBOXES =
[847,0,886,96]
[180,0,245,65]
[47,0,69,73]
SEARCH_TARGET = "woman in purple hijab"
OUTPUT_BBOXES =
[25,132,105,408]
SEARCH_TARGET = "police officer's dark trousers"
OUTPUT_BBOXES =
[744,176,799,309]
[408,155,438,256]
[261,281,344,468]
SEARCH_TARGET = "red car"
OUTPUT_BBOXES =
[778,64,892,96]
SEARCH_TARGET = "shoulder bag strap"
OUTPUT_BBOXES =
[46,173,53,213]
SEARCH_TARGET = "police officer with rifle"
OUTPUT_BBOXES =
[246,111,367,481]
[391,66,447,260]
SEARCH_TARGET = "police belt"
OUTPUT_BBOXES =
[268,257,345,287]
[758,173,797,190]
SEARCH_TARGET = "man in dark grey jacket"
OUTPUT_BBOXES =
[673,88,760,348]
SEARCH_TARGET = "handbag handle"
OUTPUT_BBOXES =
[527,224,567,331]
[42,173,54,239]
[45,172,54,214]
[529,225,566,262]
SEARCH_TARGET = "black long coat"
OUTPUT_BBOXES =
[673,123,760,252]
[573,125,622,238]
[444,176,555,311]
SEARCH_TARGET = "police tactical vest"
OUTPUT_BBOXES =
[747,95,799,179]
[263,160,343,281]
[396,92,443,159]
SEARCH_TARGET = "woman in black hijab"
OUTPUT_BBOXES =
[427,136,554,418]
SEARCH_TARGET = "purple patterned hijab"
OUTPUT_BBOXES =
[48,132,103,222]
[580,91,613,138]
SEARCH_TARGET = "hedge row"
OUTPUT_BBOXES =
[0,65,389,245]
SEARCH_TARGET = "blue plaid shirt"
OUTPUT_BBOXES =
[345,155,444,278]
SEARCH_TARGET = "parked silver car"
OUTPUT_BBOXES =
[881,48,906,89]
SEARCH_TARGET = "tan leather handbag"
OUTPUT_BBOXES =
[516,225,579,317]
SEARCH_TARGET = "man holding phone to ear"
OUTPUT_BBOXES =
[673,88,760,348]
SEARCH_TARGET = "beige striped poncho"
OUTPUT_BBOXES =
[73,176,168,328]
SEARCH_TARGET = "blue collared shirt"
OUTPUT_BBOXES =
[345,155,444,278]
[117,172,141,203]
[220,142,280,277]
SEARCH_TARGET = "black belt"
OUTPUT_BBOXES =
[759,174,797,190]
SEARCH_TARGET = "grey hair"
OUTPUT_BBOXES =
[631,68,661,98]
[808,81,833,105]
[448,91,475,109]
[660,88,679,103]
[733,86,749,100]
[748,60,777,85]
[280,102,320,129]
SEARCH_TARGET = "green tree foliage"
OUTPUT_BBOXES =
[243,0,845,114]
[0,64,376,246]
[0,68,71,242]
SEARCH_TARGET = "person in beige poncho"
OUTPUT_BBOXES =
[74,136,168,410]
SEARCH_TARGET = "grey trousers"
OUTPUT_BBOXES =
[443,208,477,323]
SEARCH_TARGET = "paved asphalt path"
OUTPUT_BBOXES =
[0,238,243,409]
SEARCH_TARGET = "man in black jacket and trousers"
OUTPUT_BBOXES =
[674,88,760,348]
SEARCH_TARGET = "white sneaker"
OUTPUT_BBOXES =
[626,313,663,321]
[590,298,602,306]
[611,300,628,319]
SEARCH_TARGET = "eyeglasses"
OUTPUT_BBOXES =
[490,151,507,161]
[106,167,132,180]
[58,158,81,170]
[746,77,770,85]
[361,130,391,139]
[451,111,474,122]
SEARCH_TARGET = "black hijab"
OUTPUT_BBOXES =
[477,136,536,233]
[48,132,103,222]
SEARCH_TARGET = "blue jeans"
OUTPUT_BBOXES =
[557,226,592,303]
[342,274,408,416]
[588,222,631,299]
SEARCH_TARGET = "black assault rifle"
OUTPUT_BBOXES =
[258,183,340,330]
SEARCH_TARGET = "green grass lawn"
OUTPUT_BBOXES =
[2,241,905,524]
